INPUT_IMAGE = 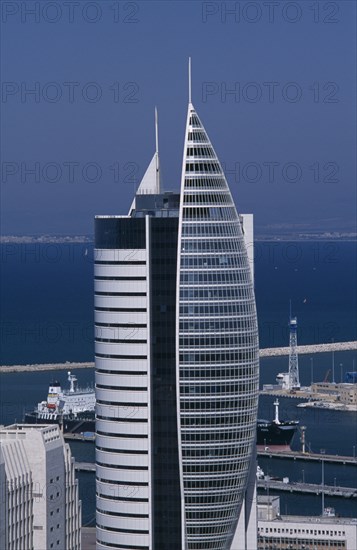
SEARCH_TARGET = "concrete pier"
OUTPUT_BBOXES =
[74,460,357,498]
[257,479,357,498]
[74,462,96,472]
[257,449,357,465]
[63,432,95,442]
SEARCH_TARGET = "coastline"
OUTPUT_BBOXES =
[1,235,356,244]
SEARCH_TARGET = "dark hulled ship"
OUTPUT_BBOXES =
[257,399,299,451]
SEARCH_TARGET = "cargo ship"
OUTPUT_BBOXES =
[257,399,299,451]
[24,371,95,434]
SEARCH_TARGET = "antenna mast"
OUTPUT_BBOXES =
[188,57,192,104]
[155,107,160,193]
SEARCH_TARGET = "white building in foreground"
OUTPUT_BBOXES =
[0,424,81,550]
[257,495,357,549]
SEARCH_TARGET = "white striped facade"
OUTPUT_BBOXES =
[94,241,153,550]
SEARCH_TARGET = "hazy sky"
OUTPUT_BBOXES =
[1,0,356,235]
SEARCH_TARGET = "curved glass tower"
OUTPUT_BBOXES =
[176,103,259,549]
[94,93,259,550]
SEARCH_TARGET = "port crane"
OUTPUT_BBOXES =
[323,369,332,383]
[288,315,300,390]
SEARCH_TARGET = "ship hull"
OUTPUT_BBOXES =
[24,411,95,434]
[257,420,298,451]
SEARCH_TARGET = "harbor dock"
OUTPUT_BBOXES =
[74,462,357,498]
[64,432,95,442]
[257,479,357,498]
[74,460,356,498]
[67,438,357,467]
[74,462,96,472]
[257,449,357,466]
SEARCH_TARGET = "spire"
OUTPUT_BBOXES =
[179,102,233,212]
[188,57,192,105]
[128,107,161,215]
[155,106,159,155]
[155,106,160,193]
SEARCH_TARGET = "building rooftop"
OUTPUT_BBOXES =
[0,424,61,443]
[274,516,357,525]
[257,496,357,525]
[132,192,180,217]
[95,191,180,219]
[263,515,357,526]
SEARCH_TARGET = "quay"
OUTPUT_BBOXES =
[74,461,96,473]
[64,432,95,442]
[297,401,357,412]
[257,479,357,498]
[65,438,357,466]
[1,341,356,373]
[258,449,357,466]
[260,386,357,408]
[74,460,357,498]
[259,388,320,399]
[68,438,357,466]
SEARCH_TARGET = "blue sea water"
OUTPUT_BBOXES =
[0,241,356,524]
[0,241,356,364]
[0,243,94,365]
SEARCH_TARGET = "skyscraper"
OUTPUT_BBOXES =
[94,77,259,549]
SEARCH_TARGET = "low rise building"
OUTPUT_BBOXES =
[257,496,357,549]
[311,382,357,406]
[311,382,340,398]
[337,384,357,406]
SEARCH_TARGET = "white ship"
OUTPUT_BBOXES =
[24,371,95,433]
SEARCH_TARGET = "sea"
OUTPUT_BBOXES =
[0,241,356,525]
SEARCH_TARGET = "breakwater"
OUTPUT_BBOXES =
[1,341,356,373]
[0,362,94,373]
[259,341,357,357]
